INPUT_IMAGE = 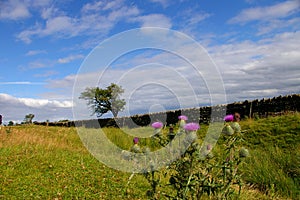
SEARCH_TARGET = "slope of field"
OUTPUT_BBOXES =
[0,113,299,199]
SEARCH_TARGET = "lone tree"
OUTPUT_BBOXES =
[79,83,126,118]
[24,114,35,124]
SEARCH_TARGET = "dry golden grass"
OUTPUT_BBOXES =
[0,125,85,153]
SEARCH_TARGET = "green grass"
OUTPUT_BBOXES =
[237,114,300,199]
[0,113,299,199]
[0,126,148,199]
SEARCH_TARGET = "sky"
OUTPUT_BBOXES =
[0,0,299,124]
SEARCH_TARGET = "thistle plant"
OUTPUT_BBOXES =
[217,113,249,199]
[167,113,249,199]
[143,161,161,200]
[125,113,249,199]
[177,115,188,135]
[168,122,202,199]
[151,121,168,147]
[131,137,141,153]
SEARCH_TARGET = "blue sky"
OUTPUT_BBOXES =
[0,0,299,123]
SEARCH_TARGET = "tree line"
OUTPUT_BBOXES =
[34,93,300,128]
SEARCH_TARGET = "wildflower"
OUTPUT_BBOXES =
[151,122,163,129]
[183,123,200,144]
[130,137,141,153]
[224,114,234,122]
[184,122,200,131]
[133,137,139,144]
[151,122,163,136]
[178,115,188,129]
[178,115,188,121]
[207,144,212,151]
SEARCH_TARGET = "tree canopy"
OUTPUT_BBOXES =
[79,83,126,118]
[24,114,35,124]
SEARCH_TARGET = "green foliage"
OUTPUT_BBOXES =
[8,121,14,126]
[241,112,300,149]
[79,83,126,117]
[24,113,35,124]
[242,146,300,199]
[1,113,299,199]
[164,121,248,199]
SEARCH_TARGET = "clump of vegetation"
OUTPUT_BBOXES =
[0,113,299,199]
[127,114,249,199]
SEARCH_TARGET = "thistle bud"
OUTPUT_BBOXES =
[130,144,141,153]
[231,122,241,134]
[239,147,249,158]
[222,124,234,136]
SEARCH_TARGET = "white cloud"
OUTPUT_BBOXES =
[103,0,124,10]
[209,31,300,101]
[0,0,53,21]
[257,17,300,35]
[229,0,300,24]
[185,13,211,26]
[0,81,45,85]
[44,16,76,34]
[133,14,172,28]
[149,0,170,7]
[25,50,47,56]
[81,1,104,13]
[108,5,139,21]
[58,54,84,64]
[16,0,140,43]
[0,93,73,122]
[41,29,300,120]
[27,60,50,69]
[0,0,31,20]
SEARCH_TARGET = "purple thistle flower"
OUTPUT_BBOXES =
[224,114,234,122]
[207,144,212,151]
[151,122,163,129]
[184,122,200,131]
[178,115,188,121]
[133,137,139,144]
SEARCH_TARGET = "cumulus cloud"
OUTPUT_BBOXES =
[16,0,140,43]
[0,93,73,123]
[210,31,300,101]
[133,14,172,28]
[41,28,300,121]
[228,0,300,24]
[0,0,53,21]
[0,0,31,20]
[256,17,300,35]
[58,54,84,64]
[25,50,47,56]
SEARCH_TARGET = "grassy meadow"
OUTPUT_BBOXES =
[0,113,299,199]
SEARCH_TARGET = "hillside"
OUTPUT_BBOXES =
[0,113,299,199]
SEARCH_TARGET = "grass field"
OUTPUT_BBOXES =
[0,113,299,199]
